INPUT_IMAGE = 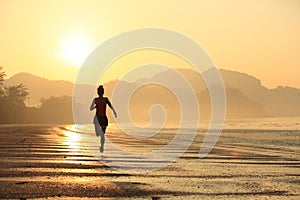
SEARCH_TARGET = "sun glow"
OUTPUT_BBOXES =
[57,31,93,67]
[64,131,81,149]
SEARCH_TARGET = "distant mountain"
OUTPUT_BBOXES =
[219,69,300,117]
[5,69,300,119]
[5,73,74,106]
[143,68,300,117]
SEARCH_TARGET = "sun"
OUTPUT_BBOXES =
[57,31,93,67]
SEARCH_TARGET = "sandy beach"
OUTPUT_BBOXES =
[0,122,299,199]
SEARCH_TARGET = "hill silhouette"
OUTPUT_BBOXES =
[5,73,73,106]
[5,69,300,121]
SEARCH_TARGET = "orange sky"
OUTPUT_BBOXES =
[0,0,299,88]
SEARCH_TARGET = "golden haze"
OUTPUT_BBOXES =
[0,0,300,88]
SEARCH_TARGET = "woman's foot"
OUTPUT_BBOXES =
[100,146,104,153]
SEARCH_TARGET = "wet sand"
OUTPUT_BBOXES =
[0,124,299,199]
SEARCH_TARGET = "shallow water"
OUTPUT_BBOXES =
[0,118,299,199]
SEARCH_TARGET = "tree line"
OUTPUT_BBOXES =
[0,68,73,124]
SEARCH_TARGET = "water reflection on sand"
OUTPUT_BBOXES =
[0,118,299,199]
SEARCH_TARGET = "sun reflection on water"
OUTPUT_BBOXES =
[64,130,81,150]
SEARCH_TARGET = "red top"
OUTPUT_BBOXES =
[95,97,109,116]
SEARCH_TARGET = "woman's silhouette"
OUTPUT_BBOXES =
[90,85,117,153]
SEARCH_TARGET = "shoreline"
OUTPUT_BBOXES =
[0,124,299,199]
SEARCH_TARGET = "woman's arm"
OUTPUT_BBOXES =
[89,98,96,111]
[107,98,117,118]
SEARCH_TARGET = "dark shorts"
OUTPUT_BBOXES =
[96,115,108,126]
